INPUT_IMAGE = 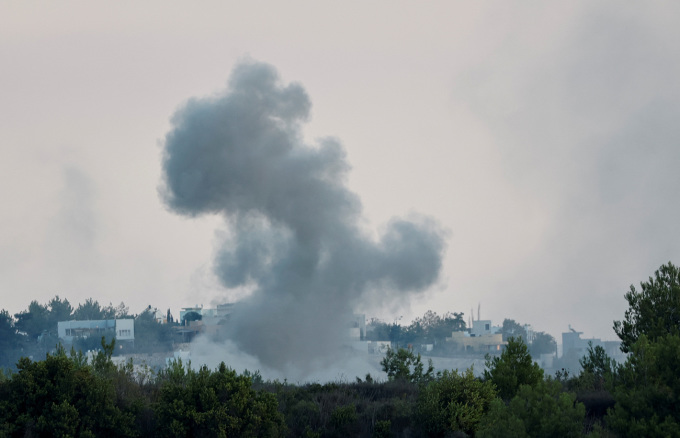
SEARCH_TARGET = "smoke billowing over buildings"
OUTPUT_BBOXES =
[160,61,446,374]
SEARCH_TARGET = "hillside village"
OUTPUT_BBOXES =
[2,297,625,378]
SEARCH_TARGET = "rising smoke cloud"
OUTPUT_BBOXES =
[160,60,445,375]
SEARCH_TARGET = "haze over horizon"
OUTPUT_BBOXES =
[2,2,680,344]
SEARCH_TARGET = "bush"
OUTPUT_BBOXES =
[416,368,497,437]
[477,379,585,438]
[154,361,285,437]
[380,347,434,384]
[483,337,543,400]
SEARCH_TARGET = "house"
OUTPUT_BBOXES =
[446,319,506,353]
[57,319,135,347]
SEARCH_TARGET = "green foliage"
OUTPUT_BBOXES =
[380,347,434,384]
[366,311,465,349]
[154,361,285,437]
[529,331,556,356]
[329,403,359,436]
[416,368,497,437]
[477,379,586,438]
[484,337,543,400]
[501,319,528,343]
[0,351,137,437]
[606,333,680,437]
[14,300,50,341]
[134,308,174,353]
[373,420,391,438]
[0,310,22,368]
[574,341,617,393]
[73,298,108,321]
[613,261,680,353]
[48,296,74,323]
[580,342,615,378]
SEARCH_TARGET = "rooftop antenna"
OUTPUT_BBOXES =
[478,303,481,321]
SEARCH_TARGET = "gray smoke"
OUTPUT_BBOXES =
[160,60,445,373]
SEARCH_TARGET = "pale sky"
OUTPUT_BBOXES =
[2,2,679,342]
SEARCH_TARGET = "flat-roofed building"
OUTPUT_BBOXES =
[58,319,135,346]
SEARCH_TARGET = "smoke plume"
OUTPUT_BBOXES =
[160,60,445,375]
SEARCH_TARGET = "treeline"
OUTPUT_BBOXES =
[366,311,557,357]
[0,332,671,436]
[0,297,176,369]
[1,262,679,436]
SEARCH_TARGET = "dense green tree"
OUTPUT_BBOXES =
[0,310,19,348]
[48,296,73,324]
[73,298,108,321]
[14,300,50,341]
[529,331,556,356]
[613,261,680,353]
[606,333,680,436]
[365,318,391,341]
[579,342,615,383]
[380,347,434,384]
[416,368,497,437]
[501,319,528,343]
[408,310,466,346]
[0,310,23,368]
[484,337,543,400]
[603,262,680,436]
[366,311,465,347]
[0,343,137,437]
[155,360,285,437]
[477,379,586,438]
[103,302,130,319]
[134,307,174,352]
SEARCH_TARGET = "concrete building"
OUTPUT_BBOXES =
[349,314,366,340]
[447,330,505,353]
[446,320,505,353]
[559,327,625,372]
[57,319,135,346]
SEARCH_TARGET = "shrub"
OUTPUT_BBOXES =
[416,368,497,437]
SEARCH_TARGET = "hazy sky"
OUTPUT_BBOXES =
[2,2,679,342]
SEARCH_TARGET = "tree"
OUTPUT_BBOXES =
[47,296,73,324]
[613,261,680,353]
[103,302,129,319]
[0,310,22,368]
[134,307,174,352]
[155,361,285,437]
[416,368,497,437]
[73,298,106,321]
[380,347,434,384]
[14,300,50,341]
[0,347,137,437]
[365,318,391,341]
[529,331,556,356]
[579,341,615,381]
[606,333,680,436]
[477,379,586,438]
[484,337,543,400]
[501,319,528,343]
[605,262,680,435]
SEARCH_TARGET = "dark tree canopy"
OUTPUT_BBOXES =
[613,262,680,352]
[530,331,556,356]
[501,319,528,343]
[73,298,108,321]
[484,337,543,401]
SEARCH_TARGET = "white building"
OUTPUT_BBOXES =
[57,319,135,344]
